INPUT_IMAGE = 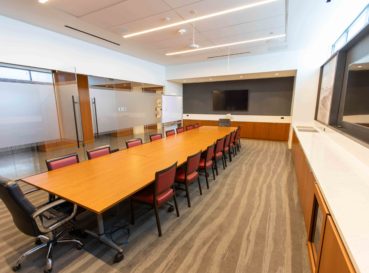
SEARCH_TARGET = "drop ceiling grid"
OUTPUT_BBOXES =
[46,0,287,63]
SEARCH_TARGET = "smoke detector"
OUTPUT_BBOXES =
[189,43,200,49]
[178,28,187,35]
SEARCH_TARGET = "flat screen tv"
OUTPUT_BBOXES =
[212,90,248,111]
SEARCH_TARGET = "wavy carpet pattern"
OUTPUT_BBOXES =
[0,140,310,273]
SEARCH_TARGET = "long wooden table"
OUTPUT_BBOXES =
[21,126,236,262]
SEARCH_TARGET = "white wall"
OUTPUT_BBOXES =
[0,15,165,86]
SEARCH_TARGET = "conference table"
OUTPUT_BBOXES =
[21,126,236,262]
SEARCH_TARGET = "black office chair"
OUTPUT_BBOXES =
[0,177,83,273]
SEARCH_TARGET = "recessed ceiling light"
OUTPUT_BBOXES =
[38,0,48,3]
[123,0,278,38]
[166,34,286,56]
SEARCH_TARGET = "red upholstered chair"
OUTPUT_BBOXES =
[230,130,237,156]
[149,133,163,142]
[176,127,184,134]
[165,129,175,137]
[199,144,216,189]
[185,125,194,131]
[130,162,179,237]
[223,133,232,165]
[86,145,111,160]
[46,153,79,171]
[214,137,226,175]
[175,151,202,207]
[46,154,79,202]
[235,127,241,151]
[126,138,143,149]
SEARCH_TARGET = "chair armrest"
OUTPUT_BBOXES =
[32,199,77,234]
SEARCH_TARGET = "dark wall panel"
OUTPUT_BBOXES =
[183,77,295,115]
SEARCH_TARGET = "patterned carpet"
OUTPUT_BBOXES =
[0,140,310,273]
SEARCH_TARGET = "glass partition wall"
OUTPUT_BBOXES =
[0,64,164,180]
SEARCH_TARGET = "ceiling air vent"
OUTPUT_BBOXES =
[64,25,120,46]
[207,51,250,59]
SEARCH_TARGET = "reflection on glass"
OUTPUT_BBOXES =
[311,201,323,260]
[343,58,369,128]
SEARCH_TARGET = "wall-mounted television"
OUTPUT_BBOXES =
[212,90,248,111]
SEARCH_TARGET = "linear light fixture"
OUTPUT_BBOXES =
[123,0,278,38]
[165,34,286,56]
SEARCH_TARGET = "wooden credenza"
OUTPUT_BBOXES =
[292,130,356,273]
[183,119,290,141]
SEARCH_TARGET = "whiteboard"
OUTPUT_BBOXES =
[162,95,183,123]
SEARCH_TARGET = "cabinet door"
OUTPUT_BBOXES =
[318,216,355,273]
[308,184,329,272]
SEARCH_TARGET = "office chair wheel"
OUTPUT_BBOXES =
[12,264,21,272]
[76,242,84,250]
[113,252,124,263]
[44,258,52,273]
[167,206,174,212]
[35,238,42,245]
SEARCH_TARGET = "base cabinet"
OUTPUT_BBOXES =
[318,216,355,273]
[292,130,356,273]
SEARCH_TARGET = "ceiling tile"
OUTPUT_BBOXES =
[81,0,172,29]
[175,0,284,21]
[111,10,183,35]
[162,0,203,9]
[49,0,124,17]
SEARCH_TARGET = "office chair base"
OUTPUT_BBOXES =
[12,236,83,273]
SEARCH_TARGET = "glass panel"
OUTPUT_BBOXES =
[347,9,369,41]
[31,71,53,83]
[342,57,369,128]
[311,199,324,263]
[0,66,30,81]
[115,91,160,129]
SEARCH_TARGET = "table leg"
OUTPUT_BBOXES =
[85,214,124,263]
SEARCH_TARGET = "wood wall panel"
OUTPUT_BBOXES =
[183,119,290,141]
[77,74,94,144]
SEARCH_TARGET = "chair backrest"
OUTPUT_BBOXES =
[205,144,215,162]
[154,162,177,196]
[46,153,79,171]
[0,177,39,237]
[193,123,200,128]
[186,125,194,130]
[230,130,237,144]
[126,138,143,149]
[186,151,202,175]
[235,127,241,140]
[165,130,175,137]
[215,138,225,153]
[176,127,184,134]
[87,145,111,160]
[150,133,163,142]
[224,134,231,148]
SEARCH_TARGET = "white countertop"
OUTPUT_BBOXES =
[293,125,369,273]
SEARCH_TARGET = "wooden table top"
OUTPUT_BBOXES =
[22,126,236,214]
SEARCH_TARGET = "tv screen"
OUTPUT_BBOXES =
[213,90,248,111]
